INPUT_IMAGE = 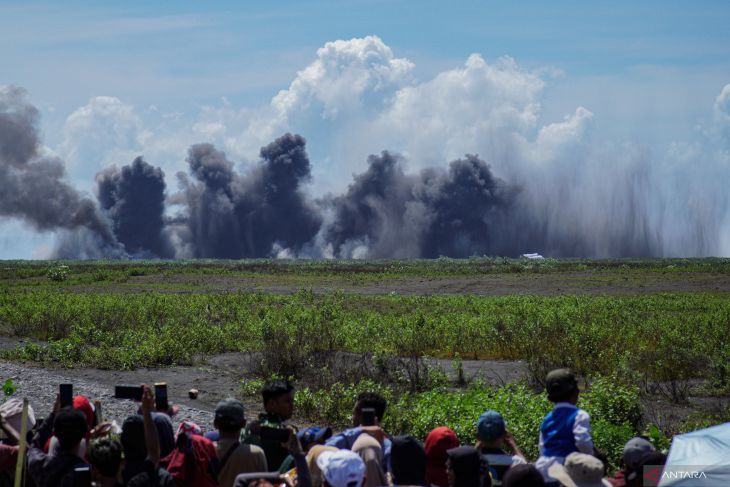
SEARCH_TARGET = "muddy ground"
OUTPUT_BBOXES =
[90,271,730,295]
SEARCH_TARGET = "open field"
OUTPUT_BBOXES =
[1,258,729,467]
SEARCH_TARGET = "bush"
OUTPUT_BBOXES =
[46,264,69,282]
[291,378,643,470]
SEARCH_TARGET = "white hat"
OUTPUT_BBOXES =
[316,450,366,487]
[0,397,36,435]
[548,453,612,487]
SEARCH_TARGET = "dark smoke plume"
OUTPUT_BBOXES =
[96,157,170,257]
[174,133,321,258]
[0,86,118,252]
[325,151,514,258]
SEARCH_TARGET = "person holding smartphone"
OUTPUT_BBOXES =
[325,392,393,472]
[27,392,90,487]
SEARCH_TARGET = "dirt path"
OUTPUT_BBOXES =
[0,354,264,431]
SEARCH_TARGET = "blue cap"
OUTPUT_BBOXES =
[297,426,333,450]
[477,410,506,441]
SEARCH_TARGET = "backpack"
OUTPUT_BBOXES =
[161,432,219,487]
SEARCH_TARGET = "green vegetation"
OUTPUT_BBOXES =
[262,377,646,469]
[1,257,730,291]
[1,258,728,470]
[2,290,728,397]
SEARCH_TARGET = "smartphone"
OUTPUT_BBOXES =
[74,465,91,487]
[154,382,169,411]
[361,407,376,426]
[114,385,143,401]
[260,426,290,443]
[59,383,73,408]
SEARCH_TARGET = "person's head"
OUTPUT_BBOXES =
[262,380,294,420]
[352,392,387,427]
[621,437,655,470]
[88,437,122,480]
[297,427,333,452]
[446,446,483,487]
[501,464,546,487]
[316,449,366,487]
[425,427,460,487]
[545,368,579,404]
[53,406,88,451]
[392,435,426,486]
[214,398,246,435]
[625,451,666,487]
[476,410,506,447]
[548,453,611,487]
[120,414,146,462]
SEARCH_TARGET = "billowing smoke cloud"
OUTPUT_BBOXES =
[0,86,120,254]
[324,152,515,258]
[172,133,321,258]
[96,157,170,257]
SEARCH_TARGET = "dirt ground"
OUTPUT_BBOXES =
[101,271,730,295]
[0,350,529,431]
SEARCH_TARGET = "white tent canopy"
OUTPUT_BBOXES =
[659,422,730,486]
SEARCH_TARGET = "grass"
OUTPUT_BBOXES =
[1,289,729,398]
[2,258,729,470]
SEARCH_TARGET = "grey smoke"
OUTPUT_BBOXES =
[0,86,118,251]
[173,133,321,258]
[96,157,170,257]
[324,152,515,258]
[3,84,728,259]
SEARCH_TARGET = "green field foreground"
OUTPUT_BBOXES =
[1,288,729,388]
[2,259,729,468]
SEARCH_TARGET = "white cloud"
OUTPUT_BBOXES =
[272,35,414,118]
[60,96,146,180]
[530,106,593,163]
[230,36,414,160]
[364,54,545,170]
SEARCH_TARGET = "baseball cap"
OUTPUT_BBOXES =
[476,410,506,441]
[297,427,333,450]
[546,368,578,401]
[316,449,366,487]
[215,398,245,425]
[622,437,655,469]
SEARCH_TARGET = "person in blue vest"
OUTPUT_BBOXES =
[534,369,595,486]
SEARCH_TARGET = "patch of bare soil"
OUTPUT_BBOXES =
[86,271,730,295]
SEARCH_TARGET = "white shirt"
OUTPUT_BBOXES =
[535,402,594,482]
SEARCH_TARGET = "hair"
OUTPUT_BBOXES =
[355,392,387,421]
[391,435,426,485]
[548,387,578,403]
[120,415,147,462]
[53,407,88,450]
[88,437,123,478]
[216,418,244,434]
[261,380,294,405]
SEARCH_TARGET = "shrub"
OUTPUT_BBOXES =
[46,264,69,282]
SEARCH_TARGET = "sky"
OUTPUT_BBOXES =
[1,0,730,258]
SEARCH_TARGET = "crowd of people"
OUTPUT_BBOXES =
[0,369,668,487]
